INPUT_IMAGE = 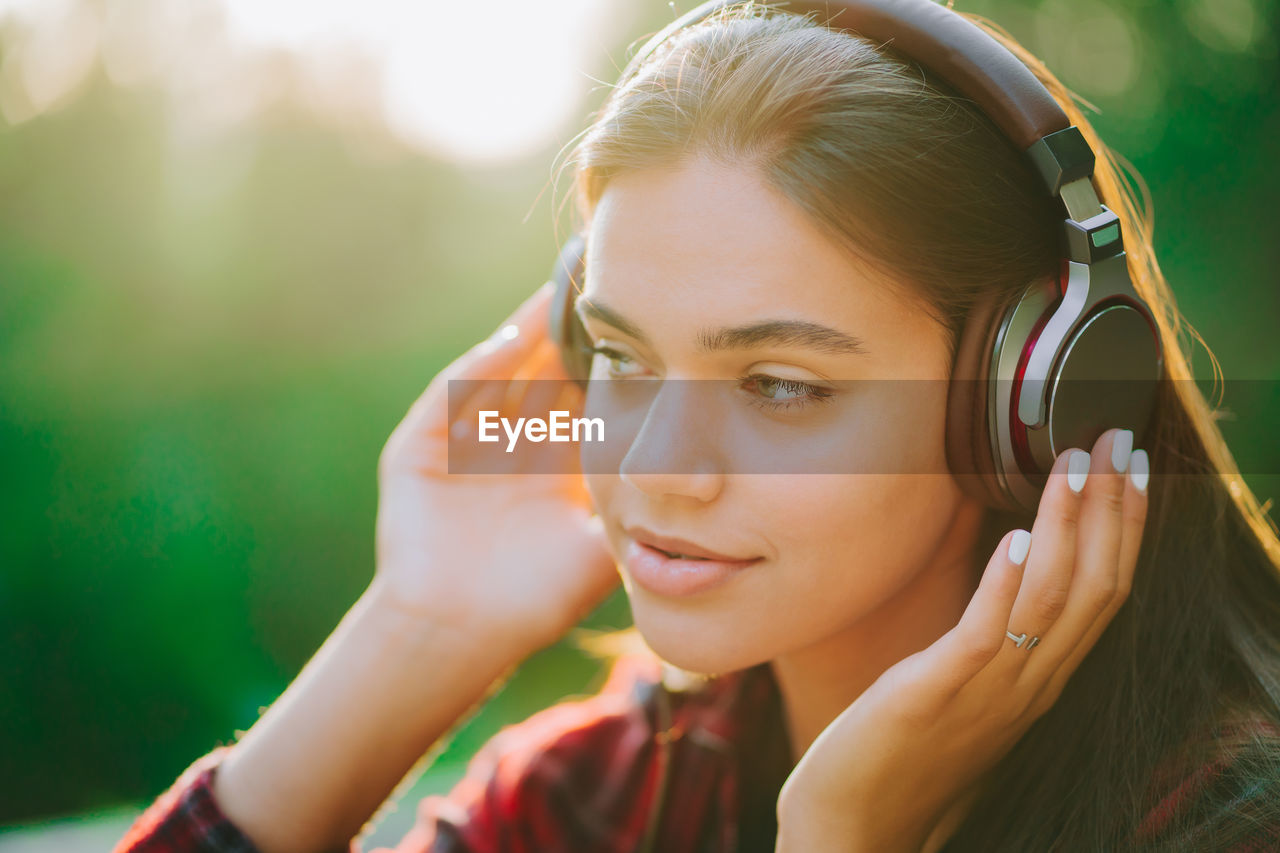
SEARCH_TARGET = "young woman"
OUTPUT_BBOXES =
[115,2,1280,851]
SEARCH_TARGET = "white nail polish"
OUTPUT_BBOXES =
[1067,450,1091,494]
[1008,529,1032,565]
[1129,448,1149,493]
[1111,429,1133,473]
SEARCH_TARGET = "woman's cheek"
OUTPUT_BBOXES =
[773,474,923,592]
[580,472,625,561]
[760,474,879,563]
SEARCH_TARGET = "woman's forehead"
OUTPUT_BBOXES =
[583,158,910,336]
[588,158,830,276]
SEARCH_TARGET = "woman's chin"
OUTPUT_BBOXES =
[629,609,766,675]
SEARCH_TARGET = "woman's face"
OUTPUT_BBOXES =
[578,155,983,674]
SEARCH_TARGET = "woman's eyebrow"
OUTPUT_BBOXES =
[575,297,869,356]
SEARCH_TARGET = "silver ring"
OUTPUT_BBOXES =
[1005,630,1041,651]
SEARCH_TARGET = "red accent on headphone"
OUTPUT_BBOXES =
[1010,264,1067,476]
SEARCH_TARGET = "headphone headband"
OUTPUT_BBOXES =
[623,2,1116,253]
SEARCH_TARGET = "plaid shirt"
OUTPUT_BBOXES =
[112,654,788,853]
[113,653,1279,853]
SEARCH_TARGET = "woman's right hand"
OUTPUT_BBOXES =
[372,281,619,652]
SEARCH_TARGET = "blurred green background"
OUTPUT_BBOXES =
[1,0,1277,848]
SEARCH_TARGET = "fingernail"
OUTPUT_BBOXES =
[1129,448,1149,493]
[477,324,519,354]
[477,322,522,355]
[1111,429,1133,473]
[1008,529,1032,565]
[1067,450,1091,494]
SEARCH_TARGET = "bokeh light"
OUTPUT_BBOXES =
[0,0,636,164]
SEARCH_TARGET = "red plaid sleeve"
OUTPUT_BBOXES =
[112,653,670,853]
[369,653,668,853]
[112,745,267,853]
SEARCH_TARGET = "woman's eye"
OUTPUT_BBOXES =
[583,343,648,377]
[582,344,834,414]
[740,374,835,414]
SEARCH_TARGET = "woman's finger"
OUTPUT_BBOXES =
[444,340,590,478]
[933,528,1031,699]
[997,445,1089,666]
[463,283,557,380]
[446,340,559,444]
[417,282,557,439]
[381,283,556,469]
[518,333,587,417]
[478,341,568,436]
[1018,428,1131,689]
[514,341,575,414]
[1040,447,1150,706]
[1114,448,1150,598]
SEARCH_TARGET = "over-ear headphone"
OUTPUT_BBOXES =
[545,0,1164,515]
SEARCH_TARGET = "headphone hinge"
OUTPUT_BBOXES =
[1064,201,1124,263]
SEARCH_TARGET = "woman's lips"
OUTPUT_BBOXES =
[623,539,763,597]
[623,524,756,562]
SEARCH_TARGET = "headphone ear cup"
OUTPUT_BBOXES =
[950,256,1163,515]
[946,289,1024,513]
[548,231,592,389]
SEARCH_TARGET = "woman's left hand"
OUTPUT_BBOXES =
[775,427,1150,853]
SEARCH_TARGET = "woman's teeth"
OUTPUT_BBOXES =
[659,548,706,560]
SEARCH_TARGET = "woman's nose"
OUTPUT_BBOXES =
[617,379,725,502]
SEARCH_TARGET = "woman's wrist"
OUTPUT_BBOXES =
[212,578,537,853]
[362,572,573,657]
[361,574,553,655]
